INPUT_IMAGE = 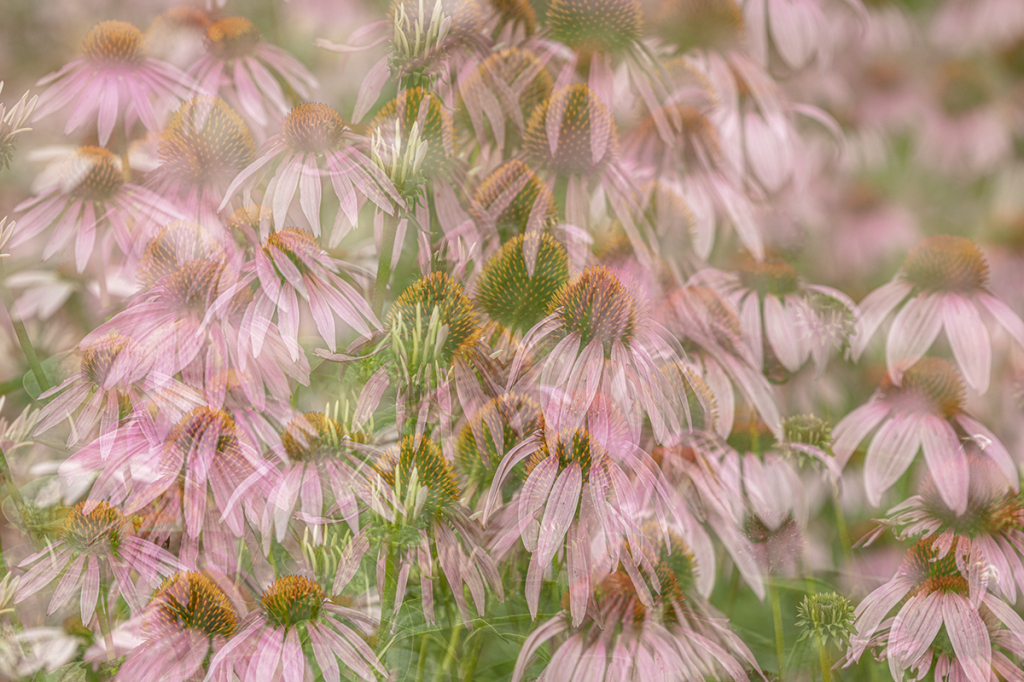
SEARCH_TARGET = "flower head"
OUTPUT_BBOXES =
[387,271,480,373]
[371,87,453,180]
[524,84,618,176]
[550,266,640,357]
[0,82,36,171]
[903,235,989,294]
[280,102,346,153]
[159,95,256,189]
[476,233,569,335]
[456,392,543,497]
[796,592,856,650]
[546,0,643,56]
[374,435,460,525]
[470,160,556,243]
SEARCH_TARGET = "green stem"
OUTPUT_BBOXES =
[372,211,402,318]
[432,622,462,682]
[818,635,833,682]
[832,488,853,566]
[416,634,428,682]
[769,579,786,679]
[97,594,116,662]
[376,536,398,657]
[0,261,48,394]
[725,563,740,617]
[462,635,484,682]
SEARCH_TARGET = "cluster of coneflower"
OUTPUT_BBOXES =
[1,0,1024,681]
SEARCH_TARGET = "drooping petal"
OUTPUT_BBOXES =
[920,415,968,516]
[942,594,991,682]
[942,294,991,394]
[886,292,943,381]
[863,411,923,507]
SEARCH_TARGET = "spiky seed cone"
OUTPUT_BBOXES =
[646,0,744,53]
[387,271,480,367]
[524,84,618,176]
[83,20,147,66]
[145,571,238,639]
[374,435,460,522]
[138,221,215,289]
[902,235,988,293]
[881,356,966,419]
[470,160,556,242]
[476,233,569,335]
[63,147,124,201]
[455,393,543,486]
[205,16,261,59]
[159,96,256,186]
[737,254,800,297]
[546,0,643,55]
[281,103,346,154]
[549,265,640,356]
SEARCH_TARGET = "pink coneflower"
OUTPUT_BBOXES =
[845,536,1024,682]
[150,95,257,228]
[850,234,1024,394]
[511,537,758,682]
[32,21,193,146]
[15,501,179,626]
[221,103,399,244]
[693,254,858,378]
[191,17,318,136]
[509,265,683,442]
[34,332,202,449]
[113,570,239,682]
[245,226,379,354]
[264,412,382,546]
[740,0,837,71]
[205,575,385,682]
[370,435,503,626]
[832,357,1018,515]
[11,145,180,272]
[880,451,1024,605]
[483,426,656,626]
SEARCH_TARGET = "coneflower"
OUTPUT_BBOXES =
[851,235,1024,394]
[469,159,557,250]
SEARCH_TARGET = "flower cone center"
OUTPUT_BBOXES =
[64,147,124,202]
[206,17,261,59]
[902,235,988,293]
[282,103,346,154]
[83,21,146,66]
[261,575,325,626]
[550,266,638,355]
[160,96,256,187]
[525,85,618,175]
[146,572,238,638]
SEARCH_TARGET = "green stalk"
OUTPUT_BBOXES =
[373,211,402,318]
[0,260,49,394]
[462,635,484,682]
[769,579,786,679]
[432,622,462,682]
[818,635,833,682]
[376,536,398,657]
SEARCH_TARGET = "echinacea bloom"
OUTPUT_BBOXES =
[191,17,318,136]
[32,21,193,146]
[832,357,1018,515]
[265,412,382,546]
[510,265,682,440]
[11,146,180,271]
[34,333,201,448]
[247,226,380,355]
[483,426,657,626]
[882,451,1024,605]
[696,255,859,378]
[371,435,503,626]
[114,571,238,682]
[851,234,1024,394]
[511,537,758,682]
[221,102,399,244]
[205,575,385,682]
[15,501,179,626]
[845,536,1024,682]
[151,95,257,227]
[468,160,557,250]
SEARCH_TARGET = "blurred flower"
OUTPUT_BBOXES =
[696,254,859,378]
[510,535,758,681]
[12,145,180,272]
[833,357,1017,514]
[845,536,1024,682]
[114,571,238,682]
[152,95,257,227]
[0,81,37,171]
[221,103,399,244]
[32,21,193,146]
[15,501,179,625]
[851,235,1024,394]
[191,16,318,136]
[206,574,385,682]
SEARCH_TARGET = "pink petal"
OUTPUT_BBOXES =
[48,554,85,614]
[851,279,913,360]
[942,594,991,682]
[299,155,323,235]
[832,400,890,469]
[281,627,305,682]
[920,416,968,516]
[80,556,100,626]
[886,292,943,381]
[849,573,915,662]
[979,292,1024,350]
[763,294,803,372]
[353,56,390,122]
[888,591,945,681]
[955,414,1018,491]
[863,411,923,507]
[942,294,990,394]
[97,81,119,147]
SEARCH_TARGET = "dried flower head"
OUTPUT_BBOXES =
[524,84,618,175]
[476,233,569,335]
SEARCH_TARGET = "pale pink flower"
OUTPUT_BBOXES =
[694,256,859,378]
[191,16,318,137]
[741,0,853,71]
[220,103,399,244]
[510,537,759,682]
[845,536,1024,682]
[32,21,193,146]
[832,357,1018,515]
[850,235,1024,394]
[931,0,1024,54]
[205,575,385,682]
[879,451,1024,605]
[15,501,179,626]
[113,570,240,682]
[11,145,180,272]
